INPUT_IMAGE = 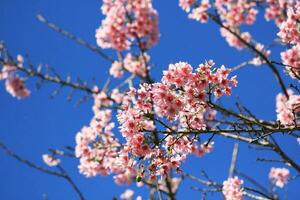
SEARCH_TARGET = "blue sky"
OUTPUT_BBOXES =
[0,0,299,199]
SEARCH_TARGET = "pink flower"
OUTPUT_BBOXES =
[120,189,134,200]
[179,0,195,12]
[265,0,294,26]
[191,141,214,157]
[269,167,290,188]
[42,154,60,167]
[222,176,244,200]
[0,64,16,80]
[5,76,30,99]
[276,89,300,126]
[188,0,210,23]
[215,0,257,27]
[96,0,159,51]
[123,53,149,77]
[220,29,252,50]
[281,44,300,79]
[110,61,124,78]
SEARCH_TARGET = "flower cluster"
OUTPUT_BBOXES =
[276,89,300,126]
[96,0,159,51]
[220,29,251,50]
[269,167,290,188]
[188,1,210,23]
[215,0,258,27]
[265,0,294,26]
[179,0,195,12]
[277,2,300,45]
[76,61,236,184]
[110,53,149,78]
[250,43,271,66]
[42,154,61,167]
[222,176,244,200]
[116,61,235,178]
[0,56,30,99]
[281,45,300,78]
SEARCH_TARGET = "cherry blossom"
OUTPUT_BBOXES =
[269,167,290,188]
[0,61,30,99]
[281,44,300,79]
[276,89,300,126]
[179,0,195,12]
[42,154,61,167]
[188,1,210,23]
[96,0,159,51]
[277,3,300,45]
[265,0,294,26]
[120,189,134,200]
[220,29,252,50]
[222,176,244,200]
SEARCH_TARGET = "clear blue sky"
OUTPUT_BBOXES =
[0,0,299,199]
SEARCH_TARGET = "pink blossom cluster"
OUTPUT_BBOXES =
[220,29,252,50]
[222,176,244,200]
[250,43,271,66]
[0,57,30,99]
[276,2,300,79]
[42,154,61,167]
[179,0,195,12]
[110,53,149,78]
[76,90,140,184]
[276,89,300,126]
[179,0,210,23]
[265,0,293,26]
[215,0,258,27]
[76,61,236,183]
[96,0,159,51]
[281,45,300,78]
[188,1,210,23]
[269,167,290,188]
[277,2,300,45]
[115,61,235,178]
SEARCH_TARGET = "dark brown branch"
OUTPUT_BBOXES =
[36,15,115,63]
[270,137,300,172]
[208,13,289,98]
[165,177,176,200]
[0,58,97,95]
[0,141,85,200]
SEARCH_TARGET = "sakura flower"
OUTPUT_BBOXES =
[281,45,300,79]
[269,167,290,188]
[110,61,124,78]
[179,0,195,12]
[5,76,30,99]
[120,189,134,200]
[42,154,60,167]
[222,176,244,200]
[188,0,210,23]
[276,89,300,126]
[96,0,159,51]
[220,29,252,50]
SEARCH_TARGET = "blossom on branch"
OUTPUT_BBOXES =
[42,154,61,167]
[222,176,244,200]
[269,167,290,188]
[96,0,159,51]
